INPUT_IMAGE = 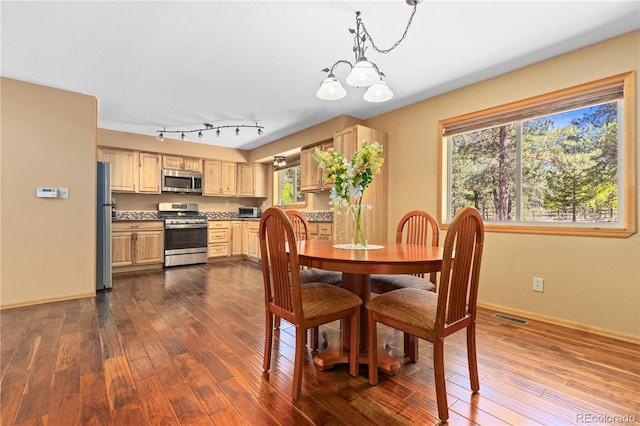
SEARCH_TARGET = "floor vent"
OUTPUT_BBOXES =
[492,313,529,325]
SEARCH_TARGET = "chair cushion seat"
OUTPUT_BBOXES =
[300,268,342,285]
[366,288,438,331]
[370,274,435,294]
[301,282,362,319]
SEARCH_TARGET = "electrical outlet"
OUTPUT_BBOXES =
[533,277,544,292]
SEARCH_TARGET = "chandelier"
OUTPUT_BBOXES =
[316,0,421,103]
[156,122,264,141]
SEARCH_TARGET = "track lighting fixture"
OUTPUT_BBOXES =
[155,122,265,141]
[316,0,421,103]
[273,156,286,168]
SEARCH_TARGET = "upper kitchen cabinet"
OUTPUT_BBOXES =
[203,160,237,196]
[333,124,388,242]
[138,152,161,194]
[98,148,137,192]
[162,155,203,172]
[301,140,333,192]
[238,163,267,197]
[98,148,162,193]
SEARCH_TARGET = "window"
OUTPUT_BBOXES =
[278,165,306,206]
[439,72,635,237]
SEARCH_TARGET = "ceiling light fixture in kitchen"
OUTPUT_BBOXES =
[156,122,265,141]
[273,156,286,168]
[316,0,421,103]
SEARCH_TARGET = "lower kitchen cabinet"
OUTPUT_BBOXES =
[112,221,164,269]
[242,221,260,260]
[308,222,333,240]
[208,221,230,257]
[230,221,243,256]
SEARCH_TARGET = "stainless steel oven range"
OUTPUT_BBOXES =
[158,202,208,267]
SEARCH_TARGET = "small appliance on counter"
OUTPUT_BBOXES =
[158,202,208,267]
[238,206,261,218]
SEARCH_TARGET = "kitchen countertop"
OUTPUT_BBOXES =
[113,210,333,223]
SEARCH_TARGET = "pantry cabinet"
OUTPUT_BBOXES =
[203,160,237,196]
[238,163,267,197]
[333,125,388,243]
[162,155,203,172]
[112,221,164,269]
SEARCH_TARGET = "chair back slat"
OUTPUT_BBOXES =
[396,210,439,281]
[436,207,484,331]
[260,208,303,320]
[287,210,310,241]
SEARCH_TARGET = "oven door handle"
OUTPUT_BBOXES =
[165,224,208,229]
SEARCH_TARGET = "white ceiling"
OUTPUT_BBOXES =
[2,1,638,152]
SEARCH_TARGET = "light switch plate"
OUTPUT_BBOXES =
[59,187,69,199]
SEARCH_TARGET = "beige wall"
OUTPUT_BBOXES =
[364,30,640,340]
[2,31,638,340]
[1,78,97,307]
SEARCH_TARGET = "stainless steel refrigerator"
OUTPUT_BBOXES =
[97,161,113,290]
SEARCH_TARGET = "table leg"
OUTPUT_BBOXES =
[313,272,401,375]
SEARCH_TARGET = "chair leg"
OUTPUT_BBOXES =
[433,338,449,423]
[367,311,379,385]
[263,311,273,372]
[404,333,419,362]
[310,326,319,350]
[349,309,359,377]
[292,326,306,401]
[467,324,480,393]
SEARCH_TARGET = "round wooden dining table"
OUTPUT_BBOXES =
[296,239,445,374]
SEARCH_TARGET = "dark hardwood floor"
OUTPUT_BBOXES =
[1,261,638,425]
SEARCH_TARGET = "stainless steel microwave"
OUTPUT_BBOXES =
[238,207,261,218]
[161,169,203,194]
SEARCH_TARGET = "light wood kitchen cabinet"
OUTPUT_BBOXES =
[333,124,388,242]
[203,160,237,196]
[138,152,161,193]
[242,221,260,259]
[308,222,333,240]
[301,140,333,192]
[162,155,203,172]
[238,163,267,197]
[230,221,243,256]
[112,221,164,269]
[208,221,230,257]
[98,148,137,192]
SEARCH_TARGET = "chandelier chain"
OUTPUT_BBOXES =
[361,3,418,55]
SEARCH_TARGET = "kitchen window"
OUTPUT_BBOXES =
[439,72,636,237]
[278,165,306,207]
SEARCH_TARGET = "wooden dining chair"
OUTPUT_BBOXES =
[285,210,342,285]
[260,207,362,401]
[366,207,484,423]
[370,210,439,361]
[370,210,439,294]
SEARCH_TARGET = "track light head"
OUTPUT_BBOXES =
[197,131,204,140]
[235,127,240,136]
[258,128,263,135]
[181,133,186,141]
[157,132,164,141]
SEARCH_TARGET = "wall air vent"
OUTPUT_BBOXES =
[492,313,529,325]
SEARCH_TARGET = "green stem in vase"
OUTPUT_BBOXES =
[352,197,367,247]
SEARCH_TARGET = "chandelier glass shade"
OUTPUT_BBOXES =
[316,1,420,103]
[345,59,380,88]
[363,78,394,103]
